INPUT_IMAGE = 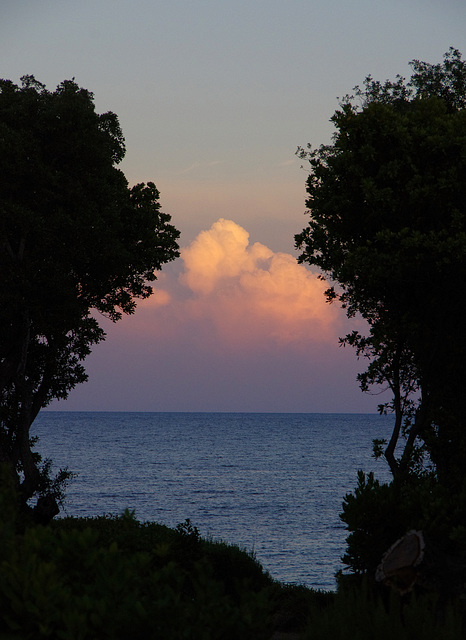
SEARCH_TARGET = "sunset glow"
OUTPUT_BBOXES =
[53,217,373,412]
[178,219,339,346]
[9,0,461,411]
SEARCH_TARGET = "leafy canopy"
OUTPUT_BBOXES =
[0,76,180,519]
[295,48,466,483]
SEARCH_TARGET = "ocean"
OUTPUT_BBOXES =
[34,411,393,591]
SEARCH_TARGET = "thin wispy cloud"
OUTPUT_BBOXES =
[277,159,297,167]
[174,160,225,176]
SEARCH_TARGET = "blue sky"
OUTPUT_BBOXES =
[2,0,465,411]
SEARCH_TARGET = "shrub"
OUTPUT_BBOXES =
[303,582,464,640]
[0,510,274,639]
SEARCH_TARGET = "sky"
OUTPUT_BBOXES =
[2,1,465,412]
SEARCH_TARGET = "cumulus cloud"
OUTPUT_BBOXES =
[181,218,273,294]
[178,218,341,347]
[60,218,365,412]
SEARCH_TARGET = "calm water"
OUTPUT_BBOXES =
[35,412,392,591]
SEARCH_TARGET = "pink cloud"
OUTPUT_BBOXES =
[52,219,375,412]
[148,218,345,350]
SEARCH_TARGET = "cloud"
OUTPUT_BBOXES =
[144,285,171,308]
[181,218,272,294]
[55,218,371,412]
[113,217,347,352]
[174,160,224,176]
[277,159,297,167]
[177,218,342,348]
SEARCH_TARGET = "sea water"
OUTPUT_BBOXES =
[34,412,393,591]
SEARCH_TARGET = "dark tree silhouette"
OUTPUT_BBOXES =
[0,76,180,522]
[296,48,466,485]
[296,50,466,589]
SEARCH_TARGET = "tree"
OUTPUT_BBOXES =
[0,76,180,522]
[295,48,466,487]
[296,50,466,586]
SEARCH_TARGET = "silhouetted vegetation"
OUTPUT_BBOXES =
[0,473,465,639]
[3,50,466,637]
[296,48,466,603]
[0,77,180,522]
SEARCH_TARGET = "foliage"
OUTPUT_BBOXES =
[0,508,274,639]
[52,512,271,596]
[339,470,466,592]
[339,471,410,577]
[295,47,466,588]
[296,48,466,484]
[302,581,464,640]
[0,76,180,519]
[0,484,464,638]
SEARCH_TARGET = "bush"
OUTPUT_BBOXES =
[302,581,464,640]
[340,471,407,578]
[340,470,466,600]
[0,510,275,639]
[1,485,464,638]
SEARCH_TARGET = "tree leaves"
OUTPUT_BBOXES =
[0,76,180,515]
[296,49,466,483]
